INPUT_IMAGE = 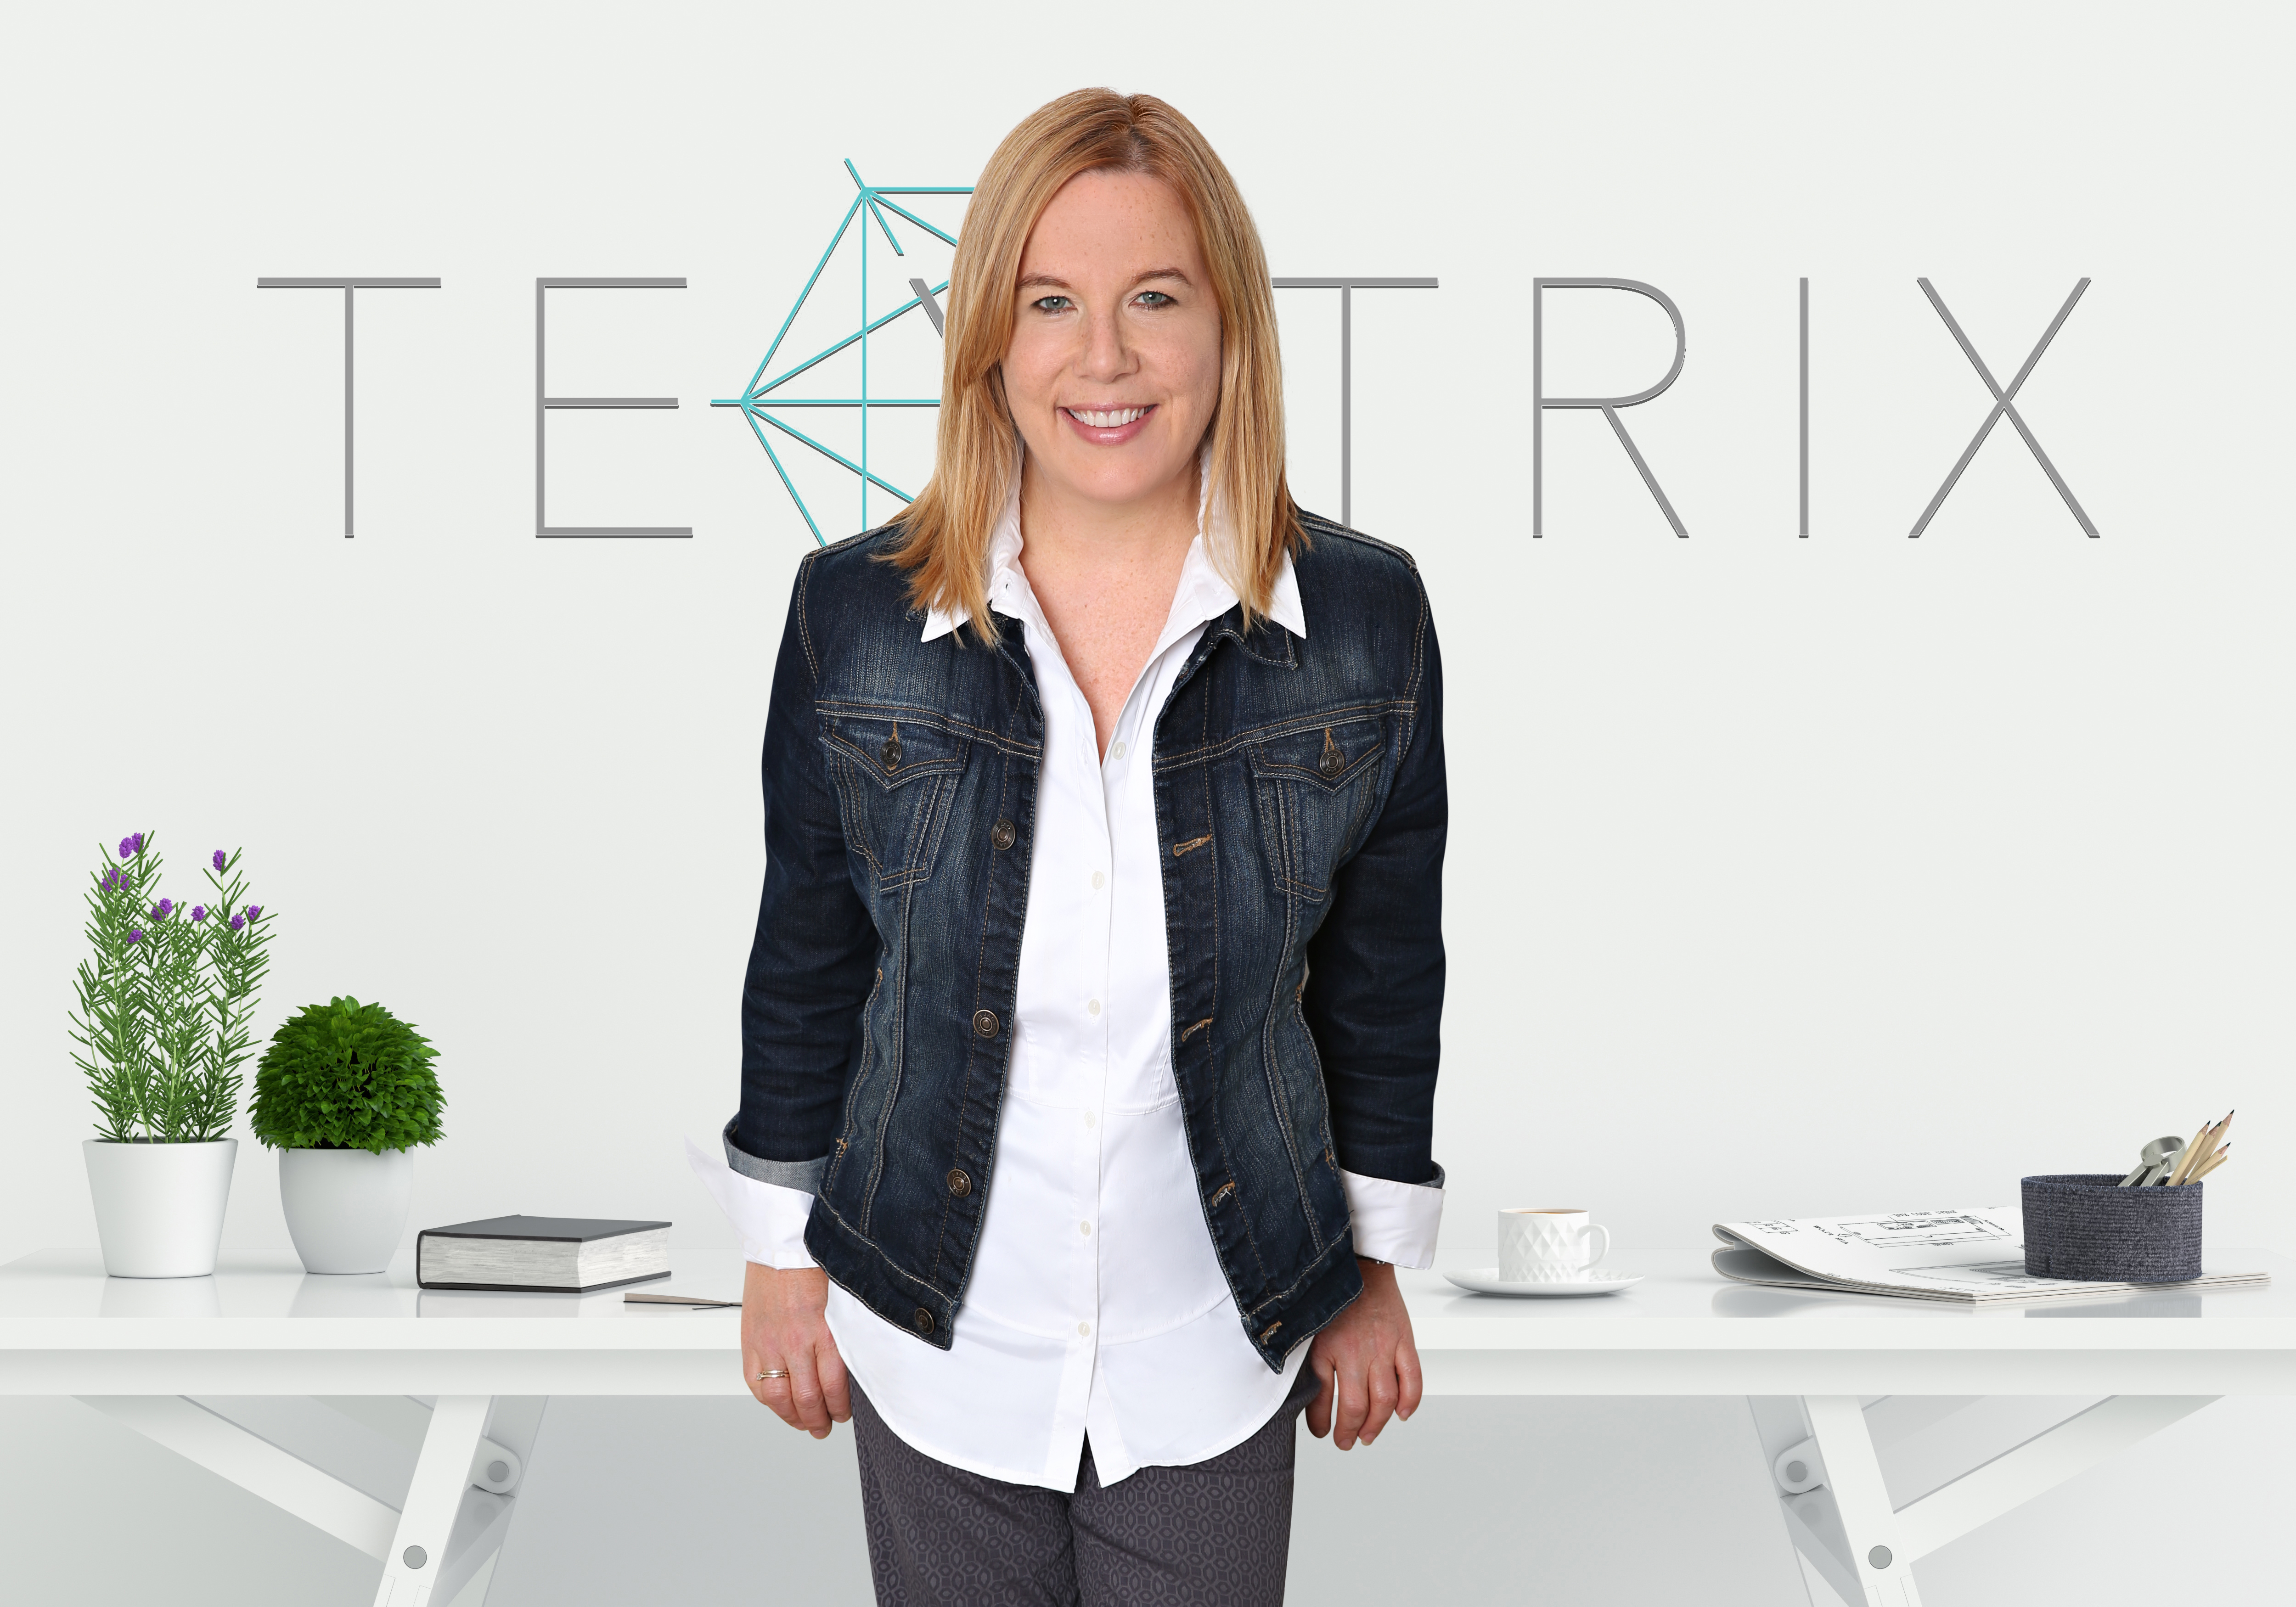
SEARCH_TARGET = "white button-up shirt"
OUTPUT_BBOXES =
[697,460,1442,1490]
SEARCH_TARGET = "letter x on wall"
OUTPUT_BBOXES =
[1911,277,2096,538]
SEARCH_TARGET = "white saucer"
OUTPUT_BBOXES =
[1441,1267,1644,1298]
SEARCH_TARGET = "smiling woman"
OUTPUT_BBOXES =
[893,90,1296,647]
[711,87,1448,1607]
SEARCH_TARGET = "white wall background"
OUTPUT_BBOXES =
[4,1,2290,1601]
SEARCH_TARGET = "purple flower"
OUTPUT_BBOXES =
[247,905,262,920]
[191,906,207,921]
[213,850,226,871]
[229,913,245,932]
[118,837,135,860]
[127,929,143,944]
[101,869,120,890]
[154,898,173,917]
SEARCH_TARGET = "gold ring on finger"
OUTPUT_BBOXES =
[756,1368,789,1381]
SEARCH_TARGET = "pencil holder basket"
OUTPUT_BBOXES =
[2020,1174,2202,1282]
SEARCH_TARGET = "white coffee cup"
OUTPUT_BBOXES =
[1497,1207,1612,1283]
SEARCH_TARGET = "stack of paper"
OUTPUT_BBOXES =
[1712,1208,2272,1305]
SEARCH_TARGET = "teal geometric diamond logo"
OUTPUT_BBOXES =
[714,161,971,545]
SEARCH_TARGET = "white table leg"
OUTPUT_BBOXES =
[1756,1395,2221,1607]
[373,1396,491,1607]
[1888,1395,2215,1561]
[74,1396,399,1559]
[1805,1396,1921,1606]
[433,1398,548,1607]
[79,1392,541,1606]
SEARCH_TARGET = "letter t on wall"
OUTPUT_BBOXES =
[536,278,690,538]
[1270,277,1439,529]
[256,277,442,537]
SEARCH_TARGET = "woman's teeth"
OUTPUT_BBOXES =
[1069,407,1148,428]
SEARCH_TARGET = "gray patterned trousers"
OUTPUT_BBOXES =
[851,1369,1318,1607]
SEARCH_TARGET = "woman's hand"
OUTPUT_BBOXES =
[741,1262,851,1438]
[1306,1258,1424,1450]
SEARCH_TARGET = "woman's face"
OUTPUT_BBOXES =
[1001,169,1223,518]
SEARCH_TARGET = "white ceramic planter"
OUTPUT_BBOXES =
[82,1138,238,1278]
[279,1147,415,1274]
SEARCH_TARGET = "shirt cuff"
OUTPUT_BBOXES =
[1341,1165,1445,1269]
[684,1135,818,1270]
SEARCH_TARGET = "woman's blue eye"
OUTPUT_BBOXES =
[1034,295,1071,313]
[1136,291,1173,307]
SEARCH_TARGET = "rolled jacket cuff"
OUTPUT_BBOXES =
[722,1117,828,1192]
[1341,1164,1445,1270]
[687,1124,820,1270]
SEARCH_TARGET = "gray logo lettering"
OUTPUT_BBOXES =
[256,277,442,538]
[1910,277,2096,539]
[536,277,689,539]
[1533,279,1688,537]
[1271,278,1439,529]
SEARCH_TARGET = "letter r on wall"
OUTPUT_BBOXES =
[1533,279,1688,537]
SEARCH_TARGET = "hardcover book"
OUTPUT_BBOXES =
[416,1215,671,1292]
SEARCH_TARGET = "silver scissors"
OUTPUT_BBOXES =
[2119,1135,2188,1187]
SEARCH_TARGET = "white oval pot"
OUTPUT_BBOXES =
[82,1138,238,1278]
[279,1147,415,1274]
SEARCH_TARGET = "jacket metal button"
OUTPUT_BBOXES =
[946,1168,972,1197]
[973,1009,999,1038]
[911,1307,935,1335]
[991,819,1016,851]
[880,728,902,770]
[1317,730,1345,779]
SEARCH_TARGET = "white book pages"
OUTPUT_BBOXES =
[419,1226,670,1291]
[1711,1208,2272,1304]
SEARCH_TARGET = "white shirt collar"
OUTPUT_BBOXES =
[920,445,1305,645]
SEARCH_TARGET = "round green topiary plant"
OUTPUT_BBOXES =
[250,996,445,1153]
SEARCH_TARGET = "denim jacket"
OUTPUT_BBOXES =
[730,511,1446,1371]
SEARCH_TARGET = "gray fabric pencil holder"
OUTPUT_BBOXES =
[2021,1173,2202,1282]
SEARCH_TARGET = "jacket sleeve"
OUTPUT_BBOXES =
[1301,580,1446,1193]
[730,557,878,1184]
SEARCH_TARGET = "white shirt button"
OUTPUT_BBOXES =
[1078,1321,1092,1337]
[1087,999,1101,1017]
[1079,1222,1092,1236]
[1091,871,1105,890]
[1083,1111,1096,1128]
[1110,741,1127,761]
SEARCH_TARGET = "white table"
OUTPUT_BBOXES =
[5,1247,2290,1607]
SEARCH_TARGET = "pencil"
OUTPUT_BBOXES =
[2188,1145,2231,1184]
[2175,1111,2234,1185]
[2167,1120,2215,1186]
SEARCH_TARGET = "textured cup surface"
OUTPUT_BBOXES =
[2021,1174,2202,1282]
[1497,1208,1610,1282]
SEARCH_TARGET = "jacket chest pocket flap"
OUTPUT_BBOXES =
[1247,715,1386,901]
[821,712,969,891]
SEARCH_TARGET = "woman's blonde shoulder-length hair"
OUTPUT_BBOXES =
[887,88,1303,639]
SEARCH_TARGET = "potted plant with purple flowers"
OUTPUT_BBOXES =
[70,832,273,1277]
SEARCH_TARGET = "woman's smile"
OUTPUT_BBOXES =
[1061,403,1158,444]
